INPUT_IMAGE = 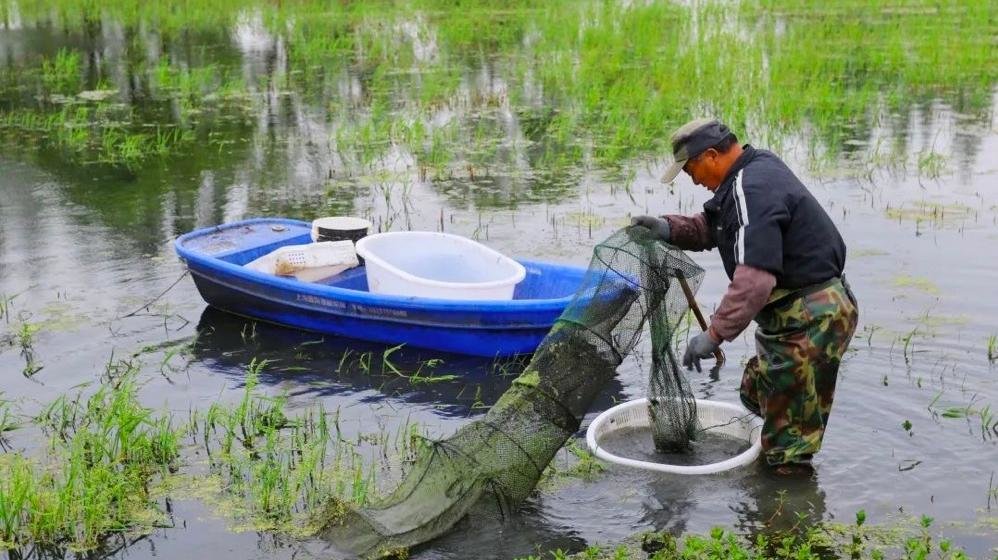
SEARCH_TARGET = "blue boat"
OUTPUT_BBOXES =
[174,218,588,357]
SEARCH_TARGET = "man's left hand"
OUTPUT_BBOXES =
[682,331,720,372]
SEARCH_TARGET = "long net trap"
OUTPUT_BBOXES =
[322,226,704,558]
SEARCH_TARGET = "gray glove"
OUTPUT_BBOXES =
[682,331,720,372]
[630,215,671,242]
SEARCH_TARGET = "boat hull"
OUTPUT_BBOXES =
[175,219,587,357]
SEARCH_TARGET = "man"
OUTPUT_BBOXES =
[633,118,858,473]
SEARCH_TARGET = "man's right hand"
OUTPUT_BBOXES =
[630,215,671,242]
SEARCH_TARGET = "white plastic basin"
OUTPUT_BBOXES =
[355,232,526,300]
[586,398,763,475]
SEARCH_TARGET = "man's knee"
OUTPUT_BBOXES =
[740,393,760,416]
[739,355,763,415]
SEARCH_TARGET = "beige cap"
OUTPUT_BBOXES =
[661,118,732,182]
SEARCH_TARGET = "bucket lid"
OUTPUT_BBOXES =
[312,216,371,231]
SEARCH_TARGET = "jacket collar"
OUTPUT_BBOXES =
[707,144,756,207]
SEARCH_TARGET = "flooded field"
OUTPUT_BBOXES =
[0,1,996,558]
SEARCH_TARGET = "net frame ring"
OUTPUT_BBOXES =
[585,398,764,475]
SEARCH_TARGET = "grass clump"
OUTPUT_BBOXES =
[187,358,428,534]
[0,351,435,550]
[0,368,181,551]
[40,48,82,94]
[1,319,43,377]
[517,512,971,559]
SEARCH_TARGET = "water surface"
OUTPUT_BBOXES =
[1,1,996,558]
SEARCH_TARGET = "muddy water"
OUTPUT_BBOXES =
[599,428,751,467]
[1,5,997,560]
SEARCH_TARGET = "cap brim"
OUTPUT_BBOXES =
[661,159,686,183]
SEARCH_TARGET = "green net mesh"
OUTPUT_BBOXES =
[322,227,704,558]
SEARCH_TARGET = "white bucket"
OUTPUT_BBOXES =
[310,216,372,243]
[355,232,526,300]
[586,398,763,475]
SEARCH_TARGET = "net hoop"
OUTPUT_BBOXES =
[586,398,763,475]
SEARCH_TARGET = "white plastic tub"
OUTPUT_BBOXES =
[355,232,526,300]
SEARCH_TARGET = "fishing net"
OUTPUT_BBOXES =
[322,226,704,558]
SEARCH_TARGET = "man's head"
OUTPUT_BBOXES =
[661,118,742,191]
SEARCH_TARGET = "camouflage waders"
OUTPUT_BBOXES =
[739,277,858,466]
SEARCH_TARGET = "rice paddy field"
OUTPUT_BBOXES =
[0,0,996,558]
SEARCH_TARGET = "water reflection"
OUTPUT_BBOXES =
[733,463,829,545]
[194,305,630,418]
[192,306,526,415]
[1,2,997,557]
[1,0,991,243]
[411,500,589,560]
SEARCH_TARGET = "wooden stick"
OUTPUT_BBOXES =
[677,275,725,366]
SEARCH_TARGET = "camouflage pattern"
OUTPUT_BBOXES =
[739,277,858,466]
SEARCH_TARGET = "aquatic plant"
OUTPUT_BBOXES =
[515,511,972,559]
[988,334,997,363]
[0,369,180,551]
[185,356,439,533]
[40,48,81,93]
[6,320,43,377]
[916,151,947,179]
[563,440,604,481]
[0,395,17,450]
[3,0,994,185]
[12,320,38,350]
[989,473,997,512]
[0,293,14,324]
[377,346,458,384]
[930,395,998,442]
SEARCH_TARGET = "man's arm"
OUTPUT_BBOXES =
[706,167,790,342]
[708,264,777,342]
[663,213,714,251]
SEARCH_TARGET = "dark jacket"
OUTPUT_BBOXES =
[703,145,846,290]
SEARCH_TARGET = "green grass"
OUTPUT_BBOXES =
[40,48,81,93]
[516,512,971,559]
[2,0,994,178]
[0,350,442,551]
[0,395,17,446]
[186,357,432,533]
[0,365,180,550]
[5,320,43,377]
